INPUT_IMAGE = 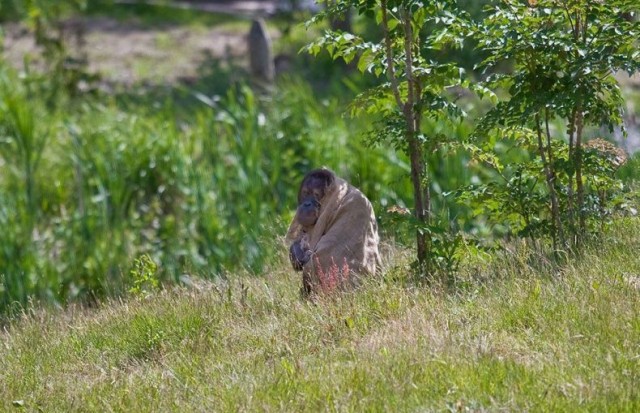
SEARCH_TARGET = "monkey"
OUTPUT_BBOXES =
[289,169,335,271]
[286,167,380,297]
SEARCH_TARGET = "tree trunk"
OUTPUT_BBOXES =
[401,7,430,275]
[381,2,430,275]
[566,108,577,238]
[575,108,585,242]
[408,132,429,273]
[535,113,564,252]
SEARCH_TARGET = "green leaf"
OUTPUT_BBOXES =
[358,50,372,73]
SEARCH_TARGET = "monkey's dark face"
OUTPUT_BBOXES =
[297,176,330,229]
[297,196,321,228]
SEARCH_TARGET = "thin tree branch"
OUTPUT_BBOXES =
[380,0,404,110]
[561,1,576,38]
[535,112,565,251]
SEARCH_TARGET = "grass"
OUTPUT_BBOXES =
[1,218,639,411]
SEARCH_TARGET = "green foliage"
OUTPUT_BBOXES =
[470,0,640,251]
[129,254,159,297]
[475,0,639,131]
[618,150,640,181]
[0,64,51,312]
[0,66,48,217]
[463,134,631,241]
[1,0,638,313]
[84,1,239,27]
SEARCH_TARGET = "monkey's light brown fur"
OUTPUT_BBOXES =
[287,172,380,293]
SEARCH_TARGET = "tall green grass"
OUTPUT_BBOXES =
[1,62,444,313]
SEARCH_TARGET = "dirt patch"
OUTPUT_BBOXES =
[85,17,248,85]
[2,16,280,87]
[119,0,278,16]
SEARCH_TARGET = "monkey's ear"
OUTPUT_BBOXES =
[323,169,335,187]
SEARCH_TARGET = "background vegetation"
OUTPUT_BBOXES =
[0,0,638,312]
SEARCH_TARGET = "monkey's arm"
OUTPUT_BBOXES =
[289,239,311,271]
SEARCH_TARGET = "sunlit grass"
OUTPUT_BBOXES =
[1,218,639,411]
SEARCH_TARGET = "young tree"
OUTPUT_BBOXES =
[18,0,89,101]
[474,0,640,250]
[305,0,470,276]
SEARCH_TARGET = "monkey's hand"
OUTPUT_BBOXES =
[289,239,311,271]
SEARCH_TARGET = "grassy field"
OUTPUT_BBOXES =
[2,218,638,412]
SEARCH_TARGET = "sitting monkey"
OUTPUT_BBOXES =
[287,168,380,296]
[289,170,332,270]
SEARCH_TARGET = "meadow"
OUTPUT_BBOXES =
[1,219,638,411]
